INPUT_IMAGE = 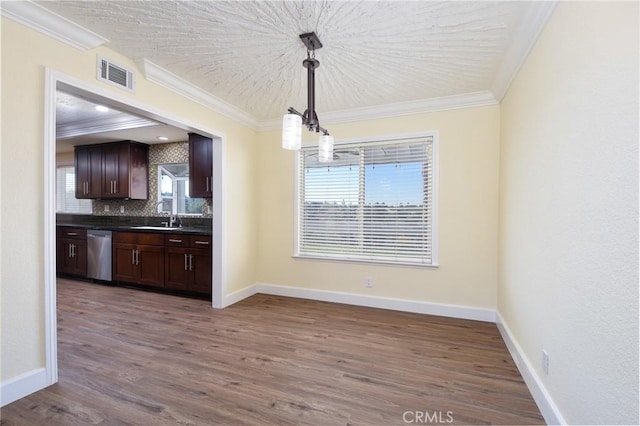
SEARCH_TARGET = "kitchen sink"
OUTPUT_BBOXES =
[132,226,183,231]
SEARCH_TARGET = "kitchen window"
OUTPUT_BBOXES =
[56,166,92,214]
[295,135,438,266]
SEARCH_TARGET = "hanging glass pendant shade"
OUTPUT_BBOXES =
[282,113,302,150]
[318,133,334,163]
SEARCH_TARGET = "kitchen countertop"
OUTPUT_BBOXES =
[57,223,212,235]
[56,215,212,236]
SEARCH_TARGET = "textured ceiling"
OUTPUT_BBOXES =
[37,0,530,122]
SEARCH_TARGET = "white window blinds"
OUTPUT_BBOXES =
[56,166,92,214]
[297,136,437,266]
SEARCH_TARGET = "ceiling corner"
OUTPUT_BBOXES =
[257,91,499,132]
[0,0,108,51]
[490,1,559,102]
[139,59,259,131]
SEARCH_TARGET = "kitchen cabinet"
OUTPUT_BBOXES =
[188,133,213,198]
[75,140,149,200]
[165,234,212,295]
[113,232,164,288]
[57,227,87,277]
[75,145,102,198]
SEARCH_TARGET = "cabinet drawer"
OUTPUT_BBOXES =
[57,227,87,240]
[137,233,164,246]
[190,236,211,248]
[165,234,189,247]
[114,232,138,244]
[165,234,211,248]
[114,231,164,246]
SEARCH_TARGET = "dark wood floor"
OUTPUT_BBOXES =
[1,278,543,425]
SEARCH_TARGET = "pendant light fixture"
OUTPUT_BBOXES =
[282,32,334,162]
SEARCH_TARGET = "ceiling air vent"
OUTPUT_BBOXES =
[97,56,135,92]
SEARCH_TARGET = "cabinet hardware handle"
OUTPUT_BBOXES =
[132,249,136,265]
[67,232,78,236]
[114,180,117,193]
[169,239,183,243]
[206,177,210,192]
[71,244,75,258]
[194,240,209,245]
[69,244,72,258]
[184,253,188,270]
[86,182,88,194]
[189,254,193,271]
[136,250,140,265]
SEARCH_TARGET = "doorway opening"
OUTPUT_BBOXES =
[44,69,224,387]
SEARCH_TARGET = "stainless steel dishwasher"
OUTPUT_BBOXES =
[87,230,112,281]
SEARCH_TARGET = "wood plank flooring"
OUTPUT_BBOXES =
[1,279,543,425]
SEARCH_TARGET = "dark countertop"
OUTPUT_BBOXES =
[56,215,212,236]
[57,223,212,236]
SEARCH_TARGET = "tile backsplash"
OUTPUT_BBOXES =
[92,141,211,217]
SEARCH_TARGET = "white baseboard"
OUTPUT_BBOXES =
[496,312,566,425]
[253,282,495,322]
[223,284,258,307]
[1,368,49,407]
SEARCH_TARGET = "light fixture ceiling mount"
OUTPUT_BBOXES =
[282,32,333,162]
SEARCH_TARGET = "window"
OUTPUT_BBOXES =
[56,166,92,214]
[296,135,438,266]
[158,164,204,215]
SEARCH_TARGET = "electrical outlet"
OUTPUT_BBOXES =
[542,350,549,375]
[103,205,109,212]
[120,205,125,214]
[364,277,373,288]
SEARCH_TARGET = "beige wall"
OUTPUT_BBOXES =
[498,2,638,424]
[257,106,500,309]
[1,18,258,381]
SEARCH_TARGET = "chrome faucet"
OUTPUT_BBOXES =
[154,201,171,227]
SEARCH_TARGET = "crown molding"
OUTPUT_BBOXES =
[56,116,159,140]
[2,0,554,132]
[257,91,498,131]
[491,1,558,102]
[139,59,259,131]
[0,0,108,51]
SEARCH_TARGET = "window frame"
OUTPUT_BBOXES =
[293,132,439,267]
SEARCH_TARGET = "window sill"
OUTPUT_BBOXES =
[292,254,439,269]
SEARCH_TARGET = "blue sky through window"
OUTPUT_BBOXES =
[305,162,424,206]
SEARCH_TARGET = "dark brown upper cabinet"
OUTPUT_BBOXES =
[188,133,213,198]
[75,141,149,200]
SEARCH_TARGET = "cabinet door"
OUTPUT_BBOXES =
[128,143,149,200]
[75,146,102,198]
[165,247,190,291]
[190,248,212,294]
[102,143,130,198]
[137,245,164,288]
[113,243,137,283]
[73,239,88,277]
[57,239,87,277]
[189,133,213,198]
[57,239,75,274]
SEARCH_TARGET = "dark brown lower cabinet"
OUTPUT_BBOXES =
[165,235,212,295]
[113,232,164,288]
[57,227,87,277]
